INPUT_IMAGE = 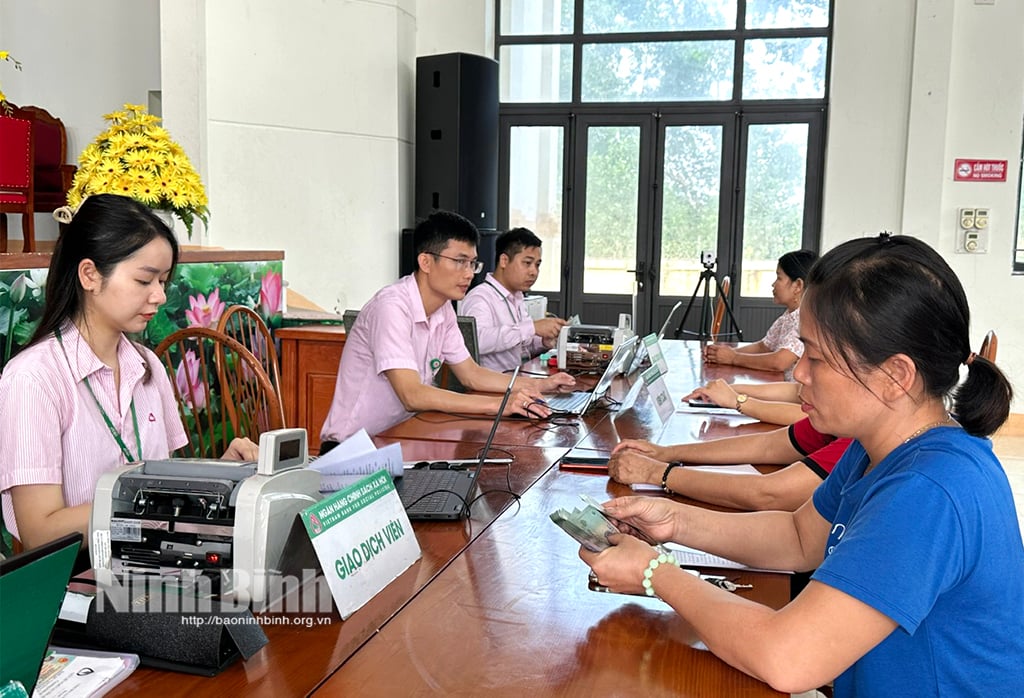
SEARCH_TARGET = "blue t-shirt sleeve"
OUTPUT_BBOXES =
[812,470,965,634]
[811,439,861,521]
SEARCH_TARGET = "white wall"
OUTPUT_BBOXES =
[825,0,1024,408]
[159,0,419,316]
[3,0,1022,408]
[0,0,161,244]
[156,0,494,314]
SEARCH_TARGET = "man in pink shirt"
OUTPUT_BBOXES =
[319,211,575,453]
[460,228,569,372]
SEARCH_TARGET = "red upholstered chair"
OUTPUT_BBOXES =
[11,105,76,221]
[0,114,34,252]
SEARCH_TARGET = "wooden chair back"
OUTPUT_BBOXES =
[0,114,34,252]
[979,330,998,362]
[154,326,284,458]
[217,305,286,427]
[711,275,731,341]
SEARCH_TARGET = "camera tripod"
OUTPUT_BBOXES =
[673,264,743,342]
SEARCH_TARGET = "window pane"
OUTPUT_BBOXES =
[746,0,829,29]
[508,126,565,292]
[499,45,573,102]
[743,37,827,100]
[583,0,736,33]
[500,0,574,35]
[659,125,724,296]
[582,41,734,102]
[584,126,640,295]
[741,123,808,297]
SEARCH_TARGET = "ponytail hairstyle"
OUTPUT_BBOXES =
[803,233,1011,437]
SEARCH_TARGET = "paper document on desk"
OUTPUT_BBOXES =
[675,403,741,415]
[630,464,760,491]
[665,543,793,574]
[314,428,376,464]
[35,647,139,698]
[310,430,404,492]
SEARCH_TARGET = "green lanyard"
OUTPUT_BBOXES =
[55,327,143,462]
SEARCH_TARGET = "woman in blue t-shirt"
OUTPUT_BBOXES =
[581,234,1022,697]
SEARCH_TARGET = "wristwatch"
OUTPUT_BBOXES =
[735,393,749,412]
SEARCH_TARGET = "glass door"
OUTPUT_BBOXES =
[568,115,653,330]
[501,118,570,315]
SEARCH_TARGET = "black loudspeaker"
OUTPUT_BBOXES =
[415,52,499,229]
[400,228,416,276]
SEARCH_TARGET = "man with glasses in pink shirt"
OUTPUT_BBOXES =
[319,211,575,454]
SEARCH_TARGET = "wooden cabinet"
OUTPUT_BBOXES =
[277,325,346,446]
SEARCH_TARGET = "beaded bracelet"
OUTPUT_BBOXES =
[661,461,682,494]
[641,552,678,597]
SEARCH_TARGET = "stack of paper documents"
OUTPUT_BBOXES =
[309,429,404,492]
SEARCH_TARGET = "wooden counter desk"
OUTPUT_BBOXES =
[566,340,784,452]
[314,462,789,697]
[110,443,567,697]
[114,341,790,696]
[377,409,594,451]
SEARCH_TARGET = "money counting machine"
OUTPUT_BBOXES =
[90,429,321,607]
[556,323,635,370]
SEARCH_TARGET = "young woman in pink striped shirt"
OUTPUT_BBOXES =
[0,194,257,553]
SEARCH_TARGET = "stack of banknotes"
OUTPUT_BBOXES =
[549,495,622,552]
[548,491,634,552]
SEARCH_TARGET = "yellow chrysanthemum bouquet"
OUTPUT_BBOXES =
[67,103,209,238]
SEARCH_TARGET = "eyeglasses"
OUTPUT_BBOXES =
[432,253,484,274]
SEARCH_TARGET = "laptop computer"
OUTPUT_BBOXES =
[396,366,519,520]
[622,300,683,376]
[0,532,83,693]
[545,335,639,415]
[438,315,480,394]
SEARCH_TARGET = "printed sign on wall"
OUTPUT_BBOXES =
[953,159,1008,182]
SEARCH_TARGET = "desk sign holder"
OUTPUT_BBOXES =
[643,333,669,375]
[640,364,675,424]
[299,470,420,620]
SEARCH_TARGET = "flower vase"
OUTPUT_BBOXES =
[151,208,176,232]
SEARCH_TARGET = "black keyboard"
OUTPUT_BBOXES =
[400,470,464,513]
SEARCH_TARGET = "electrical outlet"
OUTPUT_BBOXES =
[956,207,989,253]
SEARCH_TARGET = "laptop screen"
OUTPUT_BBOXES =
[589,336,639,401]
[0,532,83,693]
[465,365,519,491]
